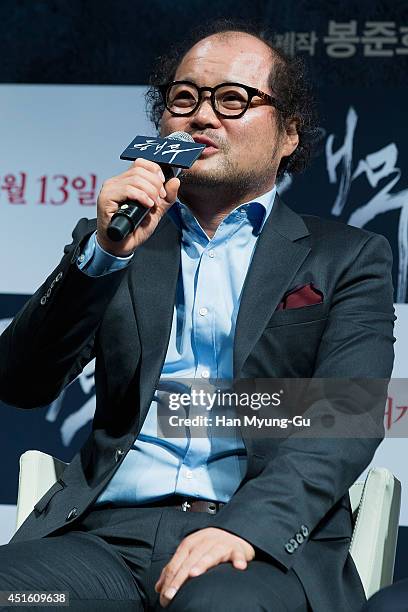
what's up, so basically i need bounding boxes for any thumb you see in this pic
[164,177,181,204]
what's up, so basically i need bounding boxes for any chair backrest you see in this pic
[15,452,401,601]
[349,467,401,599]
[16,449,68,531]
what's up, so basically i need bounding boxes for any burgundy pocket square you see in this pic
[276,283,323,311]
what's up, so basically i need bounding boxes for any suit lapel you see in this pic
[127,199,311,413]
[233,196,311,377]
[128,216,181,419]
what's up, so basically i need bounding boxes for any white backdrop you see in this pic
[0,85,151,294]
[0,85,407,543]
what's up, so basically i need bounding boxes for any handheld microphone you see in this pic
[107,131,204,242]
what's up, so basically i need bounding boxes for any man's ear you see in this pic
[282,118,299,157]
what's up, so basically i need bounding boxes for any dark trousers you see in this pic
[0,503,309,611]
[361,578,408,611]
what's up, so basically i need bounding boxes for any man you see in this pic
[0,20,395,612]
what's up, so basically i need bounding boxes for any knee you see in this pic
[167,565,283,612]
[362,581,408,612]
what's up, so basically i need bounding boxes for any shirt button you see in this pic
[201,370,210,379]
[115,448,125,462]
[186,470,193,479]
[208,250,215,258]
[77,254,85,263]
[199,307,208,316]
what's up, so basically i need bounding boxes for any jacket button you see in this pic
[289,538,298,549]
[295,532,304,544]
[66,507,78,521]
[285,542,295,554]
[301,524,309,537]
[115,448,125,462]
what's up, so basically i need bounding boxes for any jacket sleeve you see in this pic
[0,218,128,409]
[209,233,395,569]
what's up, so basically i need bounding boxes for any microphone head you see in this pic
[163,131,195,179]
[167,131,195,143]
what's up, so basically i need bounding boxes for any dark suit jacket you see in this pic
[0,196,395,611]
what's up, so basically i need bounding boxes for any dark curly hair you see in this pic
[145,18,320,178]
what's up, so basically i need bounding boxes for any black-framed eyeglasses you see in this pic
[159,81,281,119]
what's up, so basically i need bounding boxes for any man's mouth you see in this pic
[193,135,219,156]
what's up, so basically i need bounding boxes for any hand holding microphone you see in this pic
[96,132,205,257]
[96,158,180,257]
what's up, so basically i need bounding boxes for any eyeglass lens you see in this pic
[166,83,249,116]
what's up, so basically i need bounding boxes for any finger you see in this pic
[155,531,208,592]
[157,562,192,607]
[129,157,164,176]
[117,186,156,209]
[159,547,217,607]
[154,546,190,593]
[163,177,180,204]
[125,166,165,192]
[188,544,228,576]
[231,549,248,570]
[155,563,172,592]
[125,175,164,204]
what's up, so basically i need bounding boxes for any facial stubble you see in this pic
[178,134,282,202]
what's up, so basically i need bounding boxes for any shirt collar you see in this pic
[168,185,277,237]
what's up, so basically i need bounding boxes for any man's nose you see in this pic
[189,93,222,129]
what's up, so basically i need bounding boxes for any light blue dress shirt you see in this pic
[78,186,276,504]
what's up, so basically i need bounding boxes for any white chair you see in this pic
[349,467,401,598]
[15,451,401,599]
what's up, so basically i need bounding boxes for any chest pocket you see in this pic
[265,302,329,328]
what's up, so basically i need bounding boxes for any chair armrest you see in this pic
[16,450,68,531]
[349,467,401,598]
